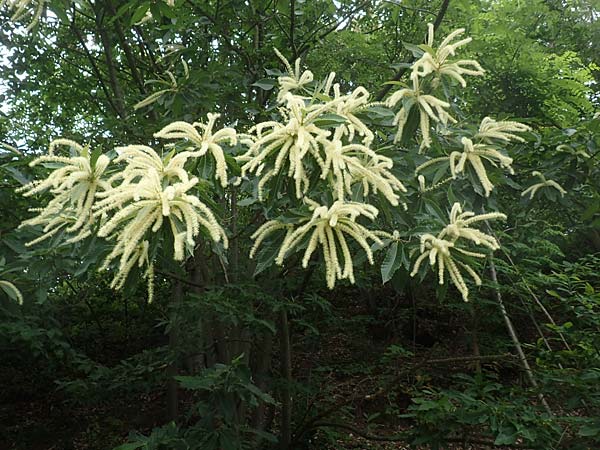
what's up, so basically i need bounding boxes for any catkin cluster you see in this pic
[18,115,234,302]
[239,50,404,288]
[16,25,546,302]
[411,203,506,301]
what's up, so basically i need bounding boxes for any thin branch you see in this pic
[290,0,296,59]
[105,0,146,94]
[155,269,204,290]
[374,0,451,101]
[312,422,533,448]
[96,20,127,118]
[296,0,372,56]
[487,243,554,417]
[71,10,122,118]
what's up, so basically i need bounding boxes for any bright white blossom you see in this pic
[94,145,227,299]
[415,117,530,195]
[386,77,456,150]
[438,202,506,249]
[250,200,384,289]
[411,24,484,88]
[328,83,374,145]
[240,50,407,208]
[17,139,111,246]
[521,171,567,199]
[410,202,506,301]
[475,117,530,144]
[274,48,314,103]
[387,24,485,150]
[154,113,236,187]
[238,93,335,199]
[321,128,406,205]
[450,137,514,197]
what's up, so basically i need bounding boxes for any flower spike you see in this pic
[410,202,506,301]
[411,23,485,88]
[17,139,111,245]
[521,171,567,200]
[250,200,384,289]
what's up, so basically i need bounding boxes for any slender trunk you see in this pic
[488,256,553,417]
[279,309,292,449]
[469,305,481,373]
[230,186,239,283]
[190,248,211,371]
[96,12,127,118]
[167,280,183,421]
[251,332,274,432]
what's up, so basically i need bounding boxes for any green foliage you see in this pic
[1,0,599,449]
[117,357,277,450]
[404,373,561,449]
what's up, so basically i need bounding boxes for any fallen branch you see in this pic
[313,421,533,448]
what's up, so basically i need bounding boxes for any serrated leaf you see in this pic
[381,242,399,284]
[4,166,29,185]
[237,197,257,206]
[494,430,518,445]
[579,424,600,437]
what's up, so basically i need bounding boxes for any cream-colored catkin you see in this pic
[410,203,506,301]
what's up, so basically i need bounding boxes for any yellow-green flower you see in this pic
[475,117,530,144]
[411,24,485,88]
[237,93,334,199]
[521,171,567,199]
[94,144,227,298]
[154,113,236,187]
[1,0,44,31]
[17,139,110,245]
[449,137,514,197]
[0,279,23,304]
[387,77,456,151]
[250,200,384,289]
[410,202,505,301]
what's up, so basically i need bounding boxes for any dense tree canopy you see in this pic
[1,1,599,449]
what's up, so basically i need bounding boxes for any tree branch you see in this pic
[71,10,122,118]
[374,0,451,101]
[312,422,532,448]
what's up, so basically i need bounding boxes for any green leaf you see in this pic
[49,5,69,24]
[90,146,103,169]
[402,42,424,58]
[418,44,435,56]
[252,79,276,90]
[313,113,348,127]
[175,375,212,390]
[578,423,600,437]
[494,428,518,445]
[4,166,29,185]
[130,4,150,25]
[237,197,257,206]
[112,443,146,450]
[0,281,20,302]
[381,242,399,284]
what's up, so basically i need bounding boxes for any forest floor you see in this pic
[1,286,513,450]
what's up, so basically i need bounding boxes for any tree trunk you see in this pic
[166,280,182,421]
[279,309,292,449]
